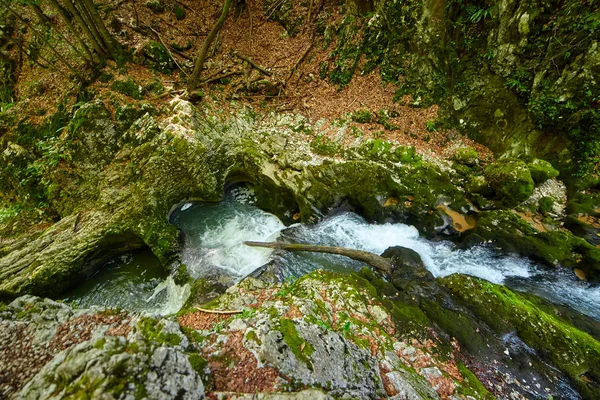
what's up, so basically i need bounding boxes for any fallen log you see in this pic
[244,241,391,275]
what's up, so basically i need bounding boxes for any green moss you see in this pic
[528,159,559,184]
[484,159,534,206]
[538,196,554,215]
[310,134,340,156]
[361,139,391,159]
[456,362,494,399]
[452,147,479,166]
[144,79,165,96]
[142,41,175,74]
[245,329,262,345]
[279,318,315,369]
[93,338,106,349]
[173,5,186,20]
[111,78,143,100]
[566,193,600,215]
[146,0,165,13]
[188,353,207,374]
[442,274,600,398]
[138,317,182,346]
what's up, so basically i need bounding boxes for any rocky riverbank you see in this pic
[2,260,600,399]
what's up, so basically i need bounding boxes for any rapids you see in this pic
[64,189,600,320]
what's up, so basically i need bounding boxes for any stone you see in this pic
[484,159,534,207]
[381,246,434,284]
[527,159,559,184]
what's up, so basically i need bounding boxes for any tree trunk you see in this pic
[244,241,391,274]
[60,0,108,58]
[188,0,232,91]
[79,0,116,54]
[47,0,96,63]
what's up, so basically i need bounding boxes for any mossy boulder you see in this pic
[142,41,175,74]
[452,147,479,166]
[441,274,600,398]
[484,159,534,206]
[528,158,560,184]
[463,210,600,282]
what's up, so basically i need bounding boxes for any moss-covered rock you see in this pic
[463,210,600,281]
[142,41,175,74]
[441,274,600,398]
[484,159,534,206]
[528,158,560,184]
[451,147,479,166]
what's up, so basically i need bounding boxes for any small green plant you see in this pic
[238,308,256,319]
[173,5,186,20]
[351,109,372,123]
[468,6,494,23]
[425,120,437,132]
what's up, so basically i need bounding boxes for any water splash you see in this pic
[65,201,600,321]
[173,205,599,320]
[172,202,285,278]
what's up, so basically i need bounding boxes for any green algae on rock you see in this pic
[484,159,534,206]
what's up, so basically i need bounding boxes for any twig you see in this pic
[147,26,189,77]
[201,70,242,85]
[233,51,272,76]
[194,307,242,314]
[285,31,315,86]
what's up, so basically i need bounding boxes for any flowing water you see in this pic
[61,249,189,315]
[64,192,600,321]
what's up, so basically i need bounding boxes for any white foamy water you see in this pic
[146,276,191,316]
[71,201,599,319]
[282,213,533,284]
[172,202,285,278]
[173,204,600,320]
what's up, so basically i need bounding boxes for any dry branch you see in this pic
[194,307,242,314]
[244,241,391,274]
[234,52,272,76]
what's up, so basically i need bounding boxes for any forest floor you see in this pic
[7,0,493,161]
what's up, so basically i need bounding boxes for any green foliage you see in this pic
[351,109,372,123]
[466,5,494,23]
[425,120,437,132]
[173,5,186,20]
[328,16,363,86]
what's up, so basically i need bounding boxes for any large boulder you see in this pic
[484,159,534,206]
[381,246,433,286]
[528,158,560,184]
